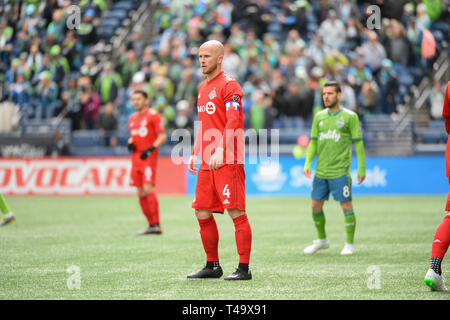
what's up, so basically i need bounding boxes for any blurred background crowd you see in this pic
[0,0,449,150]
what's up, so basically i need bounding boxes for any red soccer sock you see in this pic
[147,192,160,226]
[232,214,252,264]
[138,196,152,225]
[431,214,450,259]
[198,216,219,262]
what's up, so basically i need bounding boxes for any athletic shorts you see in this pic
[312,174,352,202]
[192,164,246,213]
[130,163,157,187]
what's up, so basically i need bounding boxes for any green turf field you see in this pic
[0,195,449,300]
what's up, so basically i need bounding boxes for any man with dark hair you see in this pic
[303,81,366,256]
[127,90,167,235]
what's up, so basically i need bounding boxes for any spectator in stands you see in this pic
[0,17,13,65]
[347,57,373,93]
[222,42,242,81]
[378,59,399,114]
[174,68,197,110]
[147,70,174,105]
[340,79,358,113]
[80,55,99,83]
[249,89,272,130]
[429,81,445,119]
[46,129,70,157]
[277,0,297,36]
[357,80,380,115]
[318,9,346,50]
[47,9,66,43]
[62,76,82,130]
[361,30,387,77]
[95,62,123,105]
[33,71,59,119]
[338,0,359,24]
[78,76,100,129]
[284,29,306,55]
[77,9,99,48]
[98,102,118,146]
[416,3,432,30]
[120,49,140,87]
[174,99,194,132]
[10,72,30,114]
[386,19,410,66]
[26,44,43,80]
[49,45,70,87]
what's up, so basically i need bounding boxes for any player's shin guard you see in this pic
[343,210,356,244]
[232,214,252,264]
[198,216,219,262]
[312,211,326,239]
[138,196,152,225]
[431,214,450,260]
[147,192,160,226]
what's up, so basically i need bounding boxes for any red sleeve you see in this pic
[442,81,450,118]
[222,81,243,150]
[152,111,165,134]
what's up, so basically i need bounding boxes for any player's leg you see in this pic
[424,209,450,291]
[131,168,154,234]
[331,174,355,255]
[0,193,15,227]
[138,183,162,235]
[304,177,330,254]
[225,208,252,280]
[188,170,223,279]
[339,201,356,255]
[214,165,252,280]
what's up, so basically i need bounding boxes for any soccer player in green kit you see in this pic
[0,194,15,227]
[303,81,365,255]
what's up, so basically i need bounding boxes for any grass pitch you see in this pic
[0,195,449,300]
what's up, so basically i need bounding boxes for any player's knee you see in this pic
[340,201,353,211]
[228,209,245,219]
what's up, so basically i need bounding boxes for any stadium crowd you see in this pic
[0,0,449,143]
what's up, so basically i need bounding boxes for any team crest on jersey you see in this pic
[336,117,344,128]
[232,94,240,102]
[209,88,216,100]
[319,121,324,126]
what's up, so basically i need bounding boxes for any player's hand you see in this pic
[209,147,224,171]
[358,176,365,184]
[140,146,155,160]
[304,169,311,178]
[188,155,198,175]
[127,142,136,152]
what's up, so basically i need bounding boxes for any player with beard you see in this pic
[303,81,366,256]
[186,40,252,280]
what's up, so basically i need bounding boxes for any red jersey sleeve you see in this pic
[442,82,450,134]
[151,111,165,134]
[222,80,243,150]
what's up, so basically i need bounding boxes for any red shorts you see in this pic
[192,164,246,213]
[130,163,157,187]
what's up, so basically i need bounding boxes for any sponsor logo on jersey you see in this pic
[209,88,216,100]
[319,129,341,142]
[225,101,240,111]
[198,102,216,114]
[336,116,344,128]
[138,126,148,137]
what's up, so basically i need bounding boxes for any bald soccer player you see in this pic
[187,40,252,280]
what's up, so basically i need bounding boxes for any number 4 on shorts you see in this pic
[223,184,230,198]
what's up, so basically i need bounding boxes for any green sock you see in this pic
[312,211,326,239]
[0,194,11,215]
[343,209,356,244]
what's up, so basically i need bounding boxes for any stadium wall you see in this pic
[0,156,446,196]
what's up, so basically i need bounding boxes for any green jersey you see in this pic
[307,107,363,179]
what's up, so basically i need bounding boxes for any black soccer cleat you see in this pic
[136,225,162,235]
[187,266,223,279]
[224,268,252,280]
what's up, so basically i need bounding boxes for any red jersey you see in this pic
[128,108,164,167]
[193,71,244,170]
[443,82,450,177]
